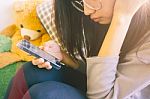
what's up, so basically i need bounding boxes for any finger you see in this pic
[45,62,52,70]
[38,62,51,69]
[32,58,45,65]
[39,46,44,50]
[38,63,45,68]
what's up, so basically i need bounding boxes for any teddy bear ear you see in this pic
[13,1,25,12]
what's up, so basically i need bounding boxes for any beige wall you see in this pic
[0,0,15,31]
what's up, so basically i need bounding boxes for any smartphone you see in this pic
[17,39,64,70]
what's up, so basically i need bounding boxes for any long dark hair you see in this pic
[54,0,150,62]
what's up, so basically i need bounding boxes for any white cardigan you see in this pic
[87,31,150,99]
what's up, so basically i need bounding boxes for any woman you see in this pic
[5,0,150,99]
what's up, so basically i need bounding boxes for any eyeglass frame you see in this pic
[71,0,102,13]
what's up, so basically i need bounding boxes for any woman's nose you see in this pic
[84,4,95,15]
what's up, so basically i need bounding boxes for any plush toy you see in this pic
[0,0,51,68]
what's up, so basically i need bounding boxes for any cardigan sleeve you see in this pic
[86,31,150,99]
[86,53,150,99]
[86,56,119,99]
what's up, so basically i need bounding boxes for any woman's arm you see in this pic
[98,14,132,57]
[99,0,147,57]
[87,15,132,99]
[87,0,148,98]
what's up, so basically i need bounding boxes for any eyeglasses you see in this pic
[71,0,102,13]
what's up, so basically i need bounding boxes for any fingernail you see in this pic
[39,46,44,49]
[39,58,44,63]
[46,66,52,70]
[46,62,52,69]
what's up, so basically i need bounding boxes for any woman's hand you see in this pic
[114,0,147,17]
[32,40,63,70]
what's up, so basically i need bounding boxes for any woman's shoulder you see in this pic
[118,30,150,78]
[122,30,150,55]
[116,31,150,98]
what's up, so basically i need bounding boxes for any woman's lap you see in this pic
[23,62,64,88]
[23,62,87,91]
[5,61,87,99]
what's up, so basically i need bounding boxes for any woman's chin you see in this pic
[97,18,112,24]
[98,20,111,24]
[92,17,111,24]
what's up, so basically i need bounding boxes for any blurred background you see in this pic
[0,1,19,99]
[0,0,15,31]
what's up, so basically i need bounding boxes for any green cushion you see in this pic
[0,62,25,99]
[0,35,12,52]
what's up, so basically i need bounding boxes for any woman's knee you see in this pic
[4,66,29,99]
[23,81,87,99]
[22,61,35,72]
[8,62,37,90]
[22,62,63,87]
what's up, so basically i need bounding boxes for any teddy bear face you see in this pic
[13,0,47,40]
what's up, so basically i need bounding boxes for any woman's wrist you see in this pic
[61,51,79,69]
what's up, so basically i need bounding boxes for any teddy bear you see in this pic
[0,0,51,68]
